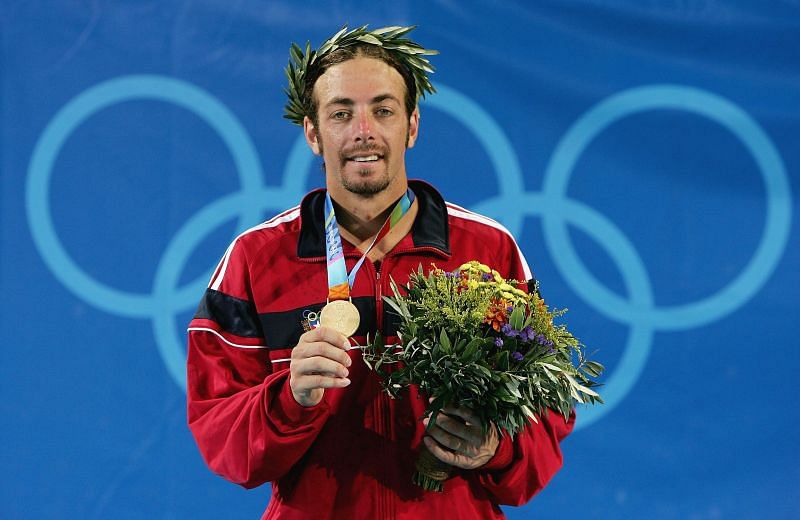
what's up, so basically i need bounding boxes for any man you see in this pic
[187,25,574,519]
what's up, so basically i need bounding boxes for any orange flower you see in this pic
[484,298,509,332]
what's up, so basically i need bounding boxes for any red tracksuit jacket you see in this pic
[187,180,574,519]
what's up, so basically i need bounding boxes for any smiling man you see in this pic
[309,58,413,195]
[187,25,574,519]
[305,53,419,243]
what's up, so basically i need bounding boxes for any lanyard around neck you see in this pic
[324,189,415,301]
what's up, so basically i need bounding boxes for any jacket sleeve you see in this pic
[186,238,331,489]
[477,410,575,504]
[474,230,577,504]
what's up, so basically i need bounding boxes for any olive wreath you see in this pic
[283,24,438,125]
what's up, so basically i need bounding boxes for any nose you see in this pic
[355,111,374,142]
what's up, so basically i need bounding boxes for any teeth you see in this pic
[353,155,379,162]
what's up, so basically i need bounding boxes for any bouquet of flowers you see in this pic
[363,261,603,492]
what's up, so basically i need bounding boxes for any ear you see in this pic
[406,107,420,149]
[303,116,322,155]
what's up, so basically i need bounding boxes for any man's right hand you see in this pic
[289,326,352,407]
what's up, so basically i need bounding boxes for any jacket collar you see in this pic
[297,179,450,259]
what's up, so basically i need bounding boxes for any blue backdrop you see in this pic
[2,2,798,518]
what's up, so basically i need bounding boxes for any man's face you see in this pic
[303,56,420,197]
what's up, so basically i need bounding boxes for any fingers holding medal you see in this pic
[290,325,353,407]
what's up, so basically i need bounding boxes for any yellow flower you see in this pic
[458,260,487,273]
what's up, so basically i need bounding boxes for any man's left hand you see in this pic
[422,405,499,470]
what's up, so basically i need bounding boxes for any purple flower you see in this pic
[494,337,504,347]
[512,352,524,362]
[482,273,493,281]
[501,323,514,336]
[521,326,535,342]
[506,305,514,313]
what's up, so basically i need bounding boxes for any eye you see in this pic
[375,107,394,117]
[331,110,351,120]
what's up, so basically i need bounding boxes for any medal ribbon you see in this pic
[324,189,415,301]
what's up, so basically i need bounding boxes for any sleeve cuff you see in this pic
[269,372,330,427]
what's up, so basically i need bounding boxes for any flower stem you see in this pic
[413,444,453,492]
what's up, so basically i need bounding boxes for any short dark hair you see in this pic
[304,43,418,128]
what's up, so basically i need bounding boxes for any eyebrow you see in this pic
[325,94,401,108]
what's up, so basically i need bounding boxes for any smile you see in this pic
[350,154,381,162]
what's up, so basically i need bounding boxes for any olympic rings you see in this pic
[25,75,265,317]
[26,76,792,428]
[541,85,792,331]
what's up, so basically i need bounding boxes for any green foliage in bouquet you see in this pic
[364,261,604,440]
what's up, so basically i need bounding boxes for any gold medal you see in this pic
[319,300,361,337]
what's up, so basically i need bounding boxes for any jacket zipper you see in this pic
[373,257,396,519]
[374,259,386,518]
[375,263,383,333]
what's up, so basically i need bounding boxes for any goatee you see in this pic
[342,173,391,196]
